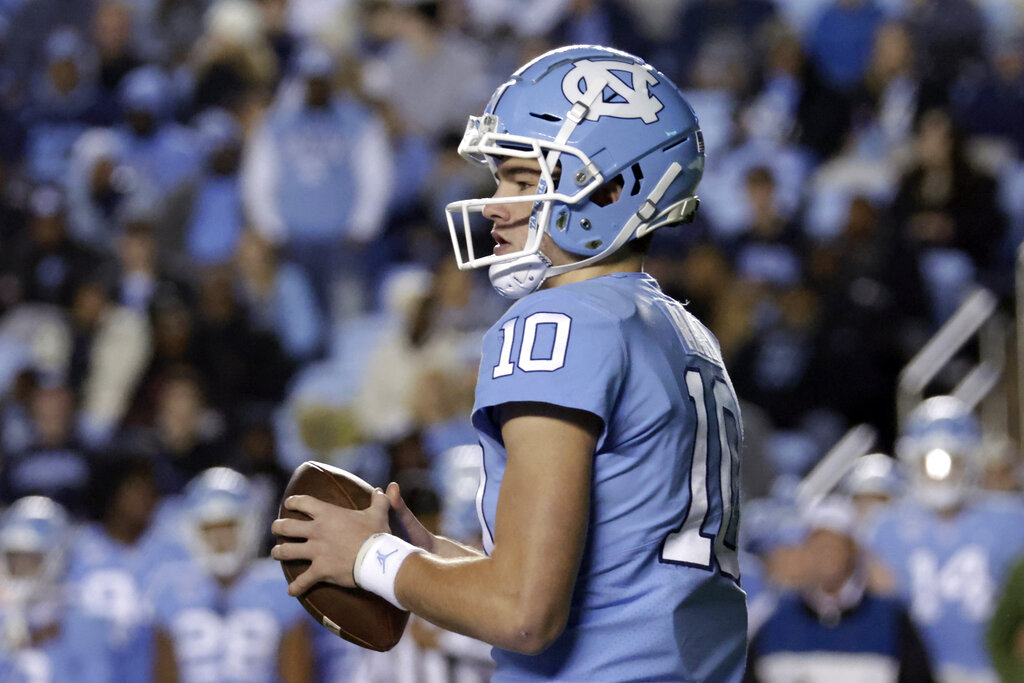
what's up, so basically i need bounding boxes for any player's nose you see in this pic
[482,196,509,223]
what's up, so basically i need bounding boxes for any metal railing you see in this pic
[795,423,878,507]
[896,287,1005,430]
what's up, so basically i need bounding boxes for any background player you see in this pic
[0,496,112,683]
[146,467,313,683]
[66,455,169,682]
[866,396,1024,682]
[272,45,747,681]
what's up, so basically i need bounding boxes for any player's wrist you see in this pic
[353,533,424,611]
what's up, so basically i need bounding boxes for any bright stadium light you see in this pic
[924,448,953,481]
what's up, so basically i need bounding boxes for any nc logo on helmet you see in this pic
[561,59,664,124]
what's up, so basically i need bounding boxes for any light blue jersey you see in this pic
[865,494,1024,678]
[472,272,748,682]
[146,557,307,683]
[66,523,180,683]
[0,607,112,683]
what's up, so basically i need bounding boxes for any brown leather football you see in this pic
[277,461,410,651]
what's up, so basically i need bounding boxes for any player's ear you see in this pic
[590,175,624,207]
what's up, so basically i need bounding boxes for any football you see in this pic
[277,461,410,651]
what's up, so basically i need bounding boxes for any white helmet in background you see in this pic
[896,396,982,512]
[181,468,263,579]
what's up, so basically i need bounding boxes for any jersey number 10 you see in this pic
[660,368,741,579]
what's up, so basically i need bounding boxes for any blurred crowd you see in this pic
[1,0,1024,680]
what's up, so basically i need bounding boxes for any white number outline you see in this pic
[491,312,572,377]
[660,368,740,579]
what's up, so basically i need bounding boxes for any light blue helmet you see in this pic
[897,396,982,511]
[446,45,705,298]
[181,468,263,579]
[0,496,70,604]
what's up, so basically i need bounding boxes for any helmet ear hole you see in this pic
[590,174,624,207]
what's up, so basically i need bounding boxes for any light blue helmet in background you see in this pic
[446,45,705,298]
[181,467,263,579]
[0,496,70,604]
[897,395,982,511]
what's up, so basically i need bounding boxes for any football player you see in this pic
[66,456,173,682]
[146,467,313,683]
[273,45,747,681]
[865,396,1024,682]
[0,496,112,682]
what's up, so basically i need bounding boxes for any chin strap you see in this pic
[488,252,553,299]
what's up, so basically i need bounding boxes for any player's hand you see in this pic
[270,490,391,596]
[385,481,437,553]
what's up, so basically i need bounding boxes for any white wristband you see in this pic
[353,533,424,610]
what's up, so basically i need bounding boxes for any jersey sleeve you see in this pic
[472,288,626,429]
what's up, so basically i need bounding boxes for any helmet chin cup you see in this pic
[488,252,552,299]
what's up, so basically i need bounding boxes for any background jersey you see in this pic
[865,494,1024,678]
[0,608,112,683]
[146,557,307,683]
[66,522,180,683]
[472,272,747,682]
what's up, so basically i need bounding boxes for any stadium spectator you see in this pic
[234,228,324,362]
[805,0,886,92]
[185,107,248,266]
[3,185,100,309]
[134,0,206,66]
[890,108,1007,321]
[0,379,91,514]
[113,64,201,242]
[120,366,227,494]
[68,274,152,447]
[110,220,186,316]
[953,32,1024,157]
[904,0,986,88]
[674,0,779,86]
[21,26,113,184]
[242,43,395,320]
[360,0,487,212]
[188,0,279,116]
[65,126,158,253]
[90,0,141,96]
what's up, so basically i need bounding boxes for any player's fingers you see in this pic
[385,482,405,510]
[368,488,390,513]
[270,517,311,538]
[283,494,324,517]
[271,541,311,562]
[287,563,323,597]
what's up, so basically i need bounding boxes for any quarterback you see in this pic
[272,45,748,681]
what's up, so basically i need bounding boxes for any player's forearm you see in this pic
[430,534,485,559]
[395,551,567,654]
